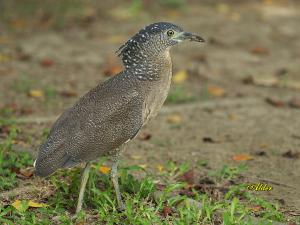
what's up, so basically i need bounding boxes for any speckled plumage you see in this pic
[35,22,204,179]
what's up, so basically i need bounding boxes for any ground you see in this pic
[0,0,299,224]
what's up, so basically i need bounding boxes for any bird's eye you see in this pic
[167,30,174,37]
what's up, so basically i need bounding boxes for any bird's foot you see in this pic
[117,201,126,212]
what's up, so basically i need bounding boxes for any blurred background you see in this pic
[0,0,299,223]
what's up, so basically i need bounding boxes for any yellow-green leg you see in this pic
[76,162,91,214]
[111,151,125,211]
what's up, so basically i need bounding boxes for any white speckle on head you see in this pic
[33,159,37,167]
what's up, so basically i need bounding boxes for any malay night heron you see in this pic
[34,22,205,213]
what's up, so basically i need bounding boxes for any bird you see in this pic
[34,22,205,214]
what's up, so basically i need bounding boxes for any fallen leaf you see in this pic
[172,70,188,84]
[138,132,152,141]
[103,56,122,76]
[216,3,230,14]
[17,168,34,179]
[282,150,299,159]
[99,166,111,174]
[255,151,267,156]
[28,89,44,98]
[178,169,194,185]
[103,65,122,76]
[263,0,273,5]
[28,200,48,208]
[250,205,262,212]
[0,54,11,63]
[130,155,141,160]
[232,154,254,161]
[243,75,278,87]
[265,97,285,107]
[60,90,78,98]
[202,137,216,143]
[12,200,28,212]
[138,164,147,169]
[289,97,300,108]
[157,165,164,173]
[162,205,172,217]
[208,85,226,97]
[228,113,238,120]
[40,58,54,67]
[167,114,182,124]
[250,47,269,55]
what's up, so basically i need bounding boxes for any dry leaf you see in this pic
[265,97,285,107]
[99,166,111,174]
[172,70,188,84]
[289,97,300,108]
[250,205,262,212]
[216,3,230,14]
[243,75,279,87]
[282,150,299,159]
[232,154,254,161]
[103,56,122,76]
[10,19,27,29]
[250,47,269,55]
[178,169,194,185]
[157,165,164,172]
[167,114,182,124]
[208,85,226,97]
[130,155,141,160]
[17,168,34,179]
[202,137,217,143]
[28,200,48,208]
[0,54,11,63]
[162,205,172,217]
[12,200,26,212]
[60,90,78,98]
[228,113,238,120]
[40,58,54,67]
[28,89,44,98]
[138,132,152,141]
[138,164,147,169]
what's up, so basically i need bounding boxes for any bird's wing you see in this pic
[35,76,143,177]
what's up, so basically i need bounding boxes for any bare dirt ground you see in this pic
[1,0,300,220]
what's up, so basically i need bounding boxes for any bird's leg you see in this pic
[76,162,91,214]
[111,150,125,211]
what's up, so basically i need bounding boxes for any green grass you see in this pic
[0,122,292,224]
[166,85,196,104]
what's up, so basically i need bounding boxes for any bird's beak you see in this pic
[174,32,205,42]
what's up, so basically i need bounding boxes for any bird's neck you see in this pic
[124,50,172,81]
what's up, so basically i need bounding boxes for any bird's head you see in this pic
[117,22,204,69]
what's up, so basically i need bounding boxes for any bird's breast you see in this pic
[142,52,172,124]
